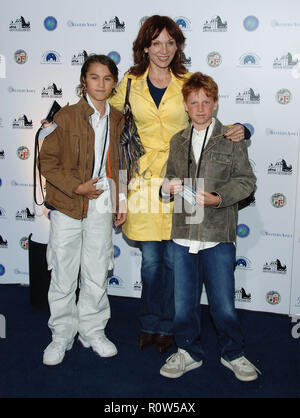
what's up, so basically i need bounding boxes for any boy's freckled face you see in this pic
[184,88,218,130]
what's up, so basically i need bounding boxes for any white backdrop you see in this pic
[1,0,300,315]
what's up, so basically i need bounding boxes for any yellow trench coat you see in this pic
[110,68,192,241]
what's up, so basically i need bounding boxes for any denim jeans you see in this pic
[139,240,174,335]
[173,242,244,361]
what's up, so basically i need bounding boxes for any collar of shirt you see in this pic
[192,117,216,162]
[86,93,110,125]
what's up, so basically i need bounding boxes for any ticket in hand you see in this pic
[94,177,109,191]
[179,185,196,206]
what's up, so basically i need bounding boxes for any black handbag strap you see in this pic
[33,128,45,206]
[125,78,132,109]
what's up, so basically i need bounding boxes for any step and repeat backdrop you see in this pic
[1,0,300,315]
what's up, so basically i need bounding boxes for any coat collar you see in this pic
[181,118,227,152]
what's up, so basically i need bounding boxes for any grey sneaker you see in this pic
[160,348,203,378]
[221,356,261,381]
[43,339,73,366]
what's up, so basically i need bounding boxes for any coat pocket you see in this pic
[206,151,232,181]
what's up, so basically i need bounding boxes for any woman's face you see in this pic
[144,28,177,70]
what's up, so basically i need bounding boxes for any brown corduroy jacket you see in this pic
[39,97,125,219]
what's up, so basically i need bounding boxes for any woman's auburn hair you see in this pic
[129,15,187,78]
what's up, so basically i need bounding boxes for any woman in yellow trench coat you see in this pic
[110,15,248,353]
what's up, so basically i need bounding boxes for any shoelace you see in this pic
[165,352,185,370]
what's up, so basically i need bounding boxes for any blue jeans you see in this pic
[173,242,244,361]
[139,240,174,335]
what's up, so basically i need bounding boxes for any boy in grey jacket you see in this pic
[160,72,260,381]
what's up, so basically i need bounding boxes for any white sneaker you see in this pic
[160,348,203,378]
[43,339,73,366]
[78,334,117,358]
[221,356,262,381]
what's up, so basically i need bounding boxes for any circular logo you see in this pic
[243,16,259,31]
[108,51,121,65]
[237,224,250,238]
[207,51,222,68]
[113,245,121,258]
[75,84,84,98]
[44,16,57,31]
[14,49,27,64]
[20,236,29,250]
[17,146,30,160]
[0,264,5,276]
[266,290,281,305]
[276,88,292,105]
[271,193,286,208]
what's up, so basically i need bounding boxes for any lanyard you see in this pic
[90,115,109,178]
[187,124,210,181]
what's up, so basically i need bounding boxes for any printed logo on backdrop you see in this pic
[9,16,30,31]
[108,51,121,65]
[295,297,300,308]
[207,52,222,68]
[16,208,35,221]
[102,17,125,32]
[243,16,259,31]
[237,224,250,238]
[261,230,292,239]
[0,118,3,128]
[273,52,298,69]
[11,180,34,188]
[12,115,33,129]
[134,280,142,291]
[139,17,149,27]
[266,290,281,305]
[238,53,261,68]
[14,50,27,65]
[276,89,292,104]
[271,19,300,28]
[203,16,227,32]
[44,16,57,31]
[17,146,30,160]
[41,51,62,65]
[0,207,7,219]
[108,276,124,288]
[0,149,5,159]
[266,128,299,137]
[41,83,62,98]
[268,159,292,175]
[175,17,191,31]
[0,235,8,248]
[0,265,5,276]
[113,245,121,258]
[67,20,96,28]
[271,193,286,208]
[76,85,84,98]
[236,256,253,271]
[14,268,28,276]
[72,51,88,65]
[263,259,287,274]
[8,87,35,94]
[182,52,192,67]
[236,88,260,104]
[235,287,251,303]
[20,237,29,250]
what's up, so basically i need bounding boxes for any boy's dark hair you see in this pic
[182,72,218,102]
[80,54,119,86]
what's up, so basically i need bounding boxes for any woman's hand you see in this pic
[224,124,245,143]
[115,199,127,227]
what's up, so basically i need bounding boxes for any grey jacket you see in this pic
[165,118,256,243]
